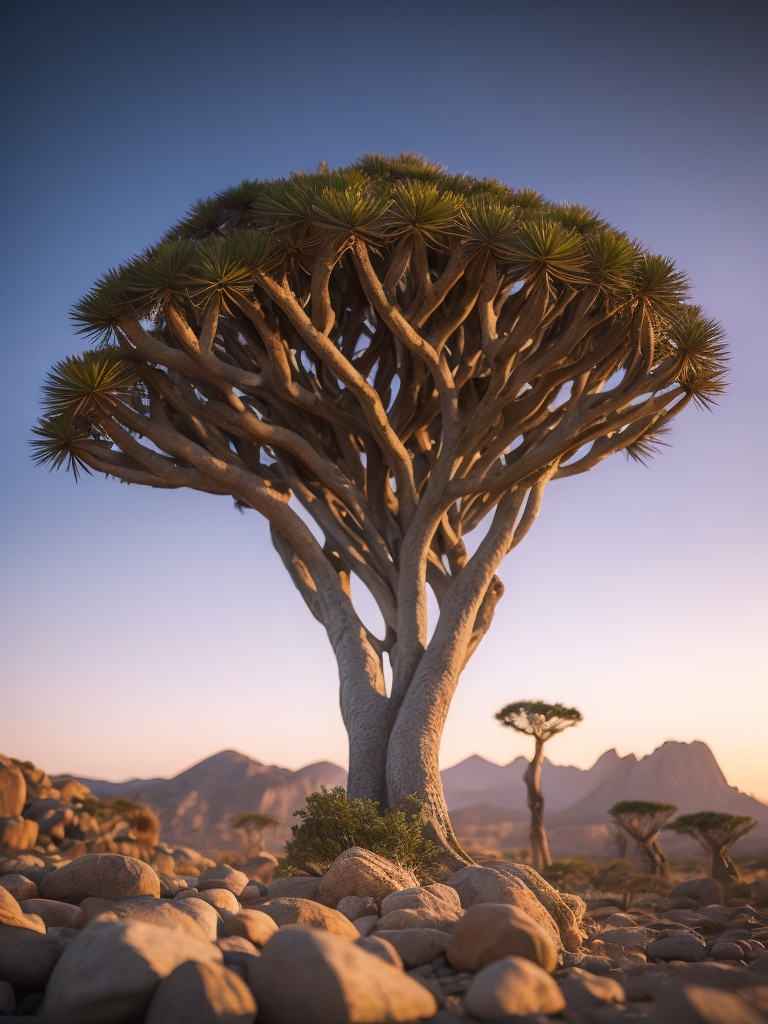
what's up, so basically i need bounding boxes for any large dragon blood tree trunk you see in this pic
[33,155,727,866]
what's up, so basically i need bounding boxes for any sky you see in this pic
[1,1,766,801]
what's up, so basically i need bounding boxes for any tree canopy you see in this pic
[495,701,583,741]
[31,153,727,863]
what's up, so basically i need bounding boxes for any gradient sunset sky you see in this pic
[1,1,766,800]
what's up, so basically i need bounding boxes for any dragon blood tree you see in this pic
[667,812,756,881]
[495,701,582,871]
[609,801,677,877]
[32,154,727,867]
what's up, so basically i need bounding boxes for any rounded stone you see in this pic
[144,960,256,1023]
[39,854,161,904]
[463,954,566,1019]
[447,903,558,974]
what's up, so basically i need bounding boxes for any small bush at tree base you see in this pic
[281,786,439,878]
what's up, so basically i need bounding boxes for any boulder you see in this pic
[600,926,649,947]
[0,816,39,850]
[192,888,240,914]
[0,925,63,989]
[112,897,211,939]
[39,854,161,903]
[0,854,46,881]
[669,877,724,908]
[316,847,418,909]
[374,928,449,968]
[337,895,379,921]
[380,884,461,918]
[197,866,249,896]
[473,874,561,949]
[174,897,224,941]
[0,979,14,1015]
[446,903,558,973]
[144,960,256,1023]
[0,873,37,901]
[0,885,42,930]
[353,915,378,937]
[257,898,359,938]
[266,876,321,901]
[559,966,626,1009]
[463,954,566,1019]
[376,907,459,932]
[446,865,503,908]
[247,925,438,1023]
[0,760,26,817]
[483,860,584,951]
[356,935,404,969]
[20,899,83,929]
[80,896,118,924]
[225,909,278,947]
[39,919,223,1024]
[645,982,764,1023]
[243,852,278,884]
[238,881,268,908]
[647,932,707,962]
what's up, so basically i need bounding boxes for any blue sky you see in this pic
[1,0,766,798]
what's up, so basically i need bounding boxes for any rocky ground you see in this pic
[2,754,767,1022]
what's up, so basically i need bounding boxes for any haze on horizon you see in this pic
[1,2,766,803]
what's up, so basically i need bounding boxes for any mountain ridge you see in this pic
[75,740,767,858]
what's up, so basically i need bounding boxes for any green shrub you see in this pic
[281,786,439,878]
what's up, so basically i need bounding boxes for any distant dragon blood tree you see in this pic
[667,812,756,881]
[495,701,582,871]
[32,154,727,867]
[609,801,677,877]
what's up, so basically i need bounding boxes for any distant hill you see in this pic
[77,741,767,859]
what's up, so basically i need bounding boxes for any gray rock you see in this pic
[710,941,748,961]
[191,887,240,914]
[374,928,449,968]
[0,980,14,1015]
[463,954,566,1019]
[559,966,626,1009]
[144,960,256,1023]
[376,906,460,932]
[39,854,161,904]
[473,874,561,949]
[266,875,321,901]
[316,847,418,910]
[645,982,764,1023]
[600,926,648,946]
[20,899,83,929]
[224,909,278,947]
[447,903,558,974]
[257,897,359,938]
[197,866,249,896]
[337,894,378,921]
[445,865,502,908]
[356,935,404,969]
[669,878,724,908]
[39,919,223,1024]
[483,860,584,952]
[174,896,224,941]
[353,914,378,937]
[0,873,37,900]
[647,932,707,962]
[112,896,211,940]
[0,925,63,989]
[247,926,437,1023]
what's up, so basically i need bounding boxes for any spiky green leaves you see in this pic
[312,188,390,246]
[631,254,689,317]
[30,414,94,481]
[662,306,728,408]
[610,801,677,817]
[384,181,464,247]
[505,218,588,284]
[666,812,755,842]
[71,270,132,343]
[41,349,138,420]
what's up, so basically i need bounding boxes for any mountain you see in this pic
[441,749,622,812]
[77,741,767,859]
[445,741,768,858]
[78,750,347,856]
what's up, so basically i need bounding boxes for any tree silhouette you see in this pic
[666,812,756,881]
[495,700,582,870]
[609,801,676,877]
[32,154,726,865]
[230,812,280,857]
